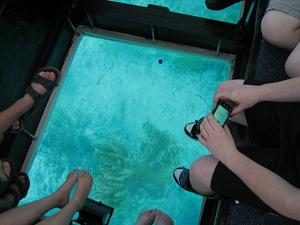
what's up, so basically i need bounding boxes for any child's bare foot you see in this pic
[70,170,93,211]
[55,170,78,208]
[135,210,156,225]
[155,211,174,225]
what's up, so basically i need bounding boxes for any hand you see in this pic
[199,114,237,161]
[214,82,261,115]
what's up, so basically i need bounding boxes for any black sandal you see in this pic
[184,117,204,140]
[6,172,30,206]
[25,66,61,115]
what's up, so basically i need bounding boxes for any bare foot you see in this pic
[155,211,174,225]
[70,170,93,211]
[54,170,78,208]
[135,210,156,225]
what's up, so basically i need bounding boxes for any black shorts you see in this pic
[210,79,300,210]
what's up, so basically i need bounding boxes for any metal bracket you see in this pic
[67,17,82,36]
[151,25,156,44]
[216,39,222,56]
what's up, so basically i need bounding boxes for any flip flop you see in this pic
[173,167,218,199]
[25,66,61,115]
[6,172,30,206]
[0,159,16,196]
[184,117,204,140]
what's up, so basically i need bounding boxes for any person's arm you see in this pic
[224,149,300,221]
[199,114,300,221]
[215,77,300,115]
[258,77,300,102]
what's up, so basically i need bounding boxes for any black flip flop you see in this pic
[7,172,30,207]
[173,167,218,199]
[184,117,204,140]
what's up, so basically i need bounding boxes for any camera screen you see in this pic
[213,104,230,126]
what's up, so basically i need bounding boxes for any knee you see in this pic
[285,55,300,78]
[190,155,218,187]
[261,13,282,45]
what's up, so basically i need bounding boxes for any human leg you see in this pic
[189,155,219,196]
[174,155,219,197]
[36,171,92,225]
[285,42,300,78]
[135,210,156,225]
[261,5,300,51]
[0,170,77,225]
[0,71,57,135]
[154,211,173,225]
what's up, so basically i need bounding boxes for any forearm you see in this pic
[256,77,300,103]
[222,150,300,220]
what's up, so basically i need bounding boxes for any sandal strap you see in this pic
[32,73,56,90]
[18,172,30,196]
[190,119,202,138]
[13,173,30,197]
[7,185,22,206]
[25,86,41,101]
[178,168,193,190]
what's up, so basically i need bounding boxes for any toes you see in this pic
[68,170,78,179]
[79,170,93,184]
[38,71,56,81]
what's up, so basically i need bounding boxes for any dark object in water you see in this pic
[158,59,163,64]
[74,198,114,225]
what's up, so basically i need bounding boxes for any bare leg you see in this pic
[154,211,174,225]
[0,71,56,136]
[189,155,219,196]
[135,210,156,225]
[0,170,78,225]
[0,96,33,135]
[36,171,93,225]
[285,42,300,78]
[261,10,300,51]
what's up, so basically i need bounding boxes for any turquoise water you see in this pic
[110,0,242,23]
[22,34,231,224]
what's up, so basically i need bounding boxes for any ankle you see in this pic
[20,94,34,109]
[49,192,63,207]
[69,197,86,211]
